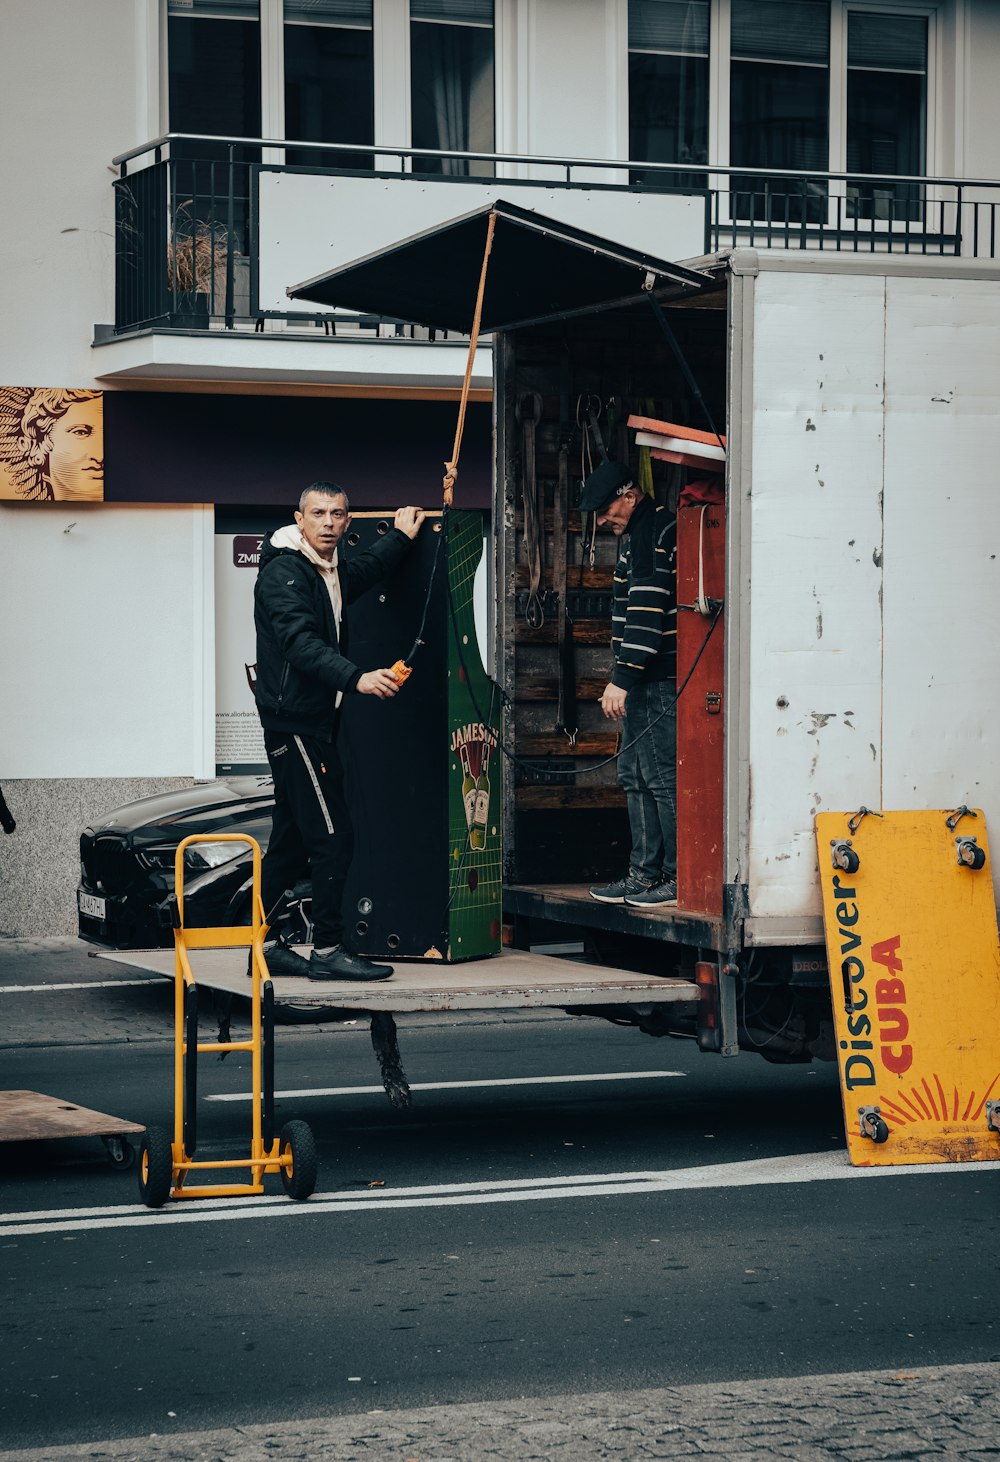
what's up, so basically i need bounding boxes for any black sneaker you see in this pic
[247,941,311,979]
[623,879,678,908]
[308,946,394,982]
[589,875,653,904]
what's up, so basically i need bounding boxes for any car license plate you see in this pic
[79,892,106,920]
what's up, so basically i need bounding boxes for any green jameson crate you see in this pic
[341,510,502,963]
[445,511,502,961]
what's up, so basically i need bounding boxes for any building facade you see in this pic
[1,0,998,935]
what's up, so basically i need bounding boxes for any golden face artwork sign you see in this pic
[0,388,104,502]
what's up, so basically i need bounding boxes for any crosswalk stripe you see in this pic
[206,1070,687,1102]
[3,1152,997,1239]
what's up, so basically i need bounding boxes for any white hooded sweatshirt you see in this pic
[270,523,345,707]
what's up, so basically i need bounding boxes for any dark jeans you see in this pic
[261,731,352,948]
[617,679,676,885]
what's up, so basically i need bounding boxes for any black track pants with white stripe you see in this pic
[262,730,353,947]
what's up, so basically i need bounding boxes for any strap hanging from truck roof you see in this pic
[554,347,578,744]
[443,209,497,509]
[576,393,603,571]
[516,392,545,628]
[645,292,725,450]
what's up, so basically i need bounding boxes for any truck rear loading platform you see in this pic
[95,944,699,1015]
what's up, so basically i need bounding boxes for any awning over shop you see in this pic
[288,199,709,334]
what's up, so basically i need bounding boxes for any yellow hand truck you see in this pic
[137,833,317,1207]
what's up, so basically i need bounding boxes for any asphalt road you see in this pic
[1,945,999,1453]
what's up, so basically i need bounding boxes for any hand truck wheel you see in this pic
[279,1120,317,1201]
[137,1126,173,1208]
[103,1134,135,1170]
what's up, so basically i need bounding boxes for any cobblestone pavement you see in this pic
[2,1364,998,1461]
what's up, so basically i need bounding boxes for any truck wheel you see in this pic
[137,1127,173,1208]
[279,1120,317,1200]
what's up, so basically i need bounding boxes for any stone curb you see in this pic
[2,1362,997,1462]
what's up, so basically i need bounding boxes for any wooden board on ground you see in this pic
[816,809,1000,1167]
[0,1090,144,1143]
[94,946,698,1013]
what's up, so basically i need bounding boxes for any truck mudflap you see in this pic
[816,807,1000,1167]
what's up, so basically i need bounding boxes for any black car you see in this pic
[77,778,306,949]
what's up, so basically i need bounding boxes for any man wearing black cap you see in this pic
[579,460,678,907]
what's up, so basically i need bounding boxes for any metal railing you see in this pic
[110,133,1000,336]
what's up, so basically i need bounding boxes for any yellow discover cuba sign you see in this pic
[816,809,1000,1167]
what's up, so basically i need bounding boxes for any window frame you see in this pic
[831,0,938,179]
[161,0,502,170]
[624,1,948,217]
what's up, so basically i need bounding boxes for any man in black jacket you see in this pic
[579,461,679,910]
[254,482,425,980]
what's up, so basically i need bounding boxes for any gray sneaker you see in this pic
[589,875,653,904]
[624,879,678,908]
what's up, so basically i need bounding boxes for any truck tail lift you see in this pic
[137,834,317,1208]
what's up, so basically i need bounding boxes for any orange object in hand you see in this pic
[389,660,412,686]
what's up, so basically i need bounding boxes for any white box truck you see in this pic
[288,203,1000,1068]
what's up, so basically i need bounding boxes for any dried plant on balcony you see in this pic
[167,204,237,296]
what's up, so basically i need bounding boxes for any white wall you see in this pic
[963,2,1000,180]
[515,0,623,164]
[0,3,215,786]
[0,0,147,384]
[263,174,706,314]
[0,503,214,779]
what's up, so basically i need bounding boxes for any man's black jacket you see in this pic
[254,525,411,739]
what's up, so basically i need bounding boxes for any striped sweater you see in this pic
[610,497,677,690]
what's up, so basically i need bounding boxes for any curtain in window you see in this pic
[411,2,495,177]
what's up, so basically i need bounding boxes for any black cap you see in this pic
[578,460,634,513]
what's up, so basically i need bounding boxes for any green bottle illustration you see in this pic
[459,743,476,832]
[471,742,491,850]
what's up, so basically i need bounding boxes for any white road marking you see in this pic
[0,980,156,994]
[206,1071,687,1102]
[3,1152,997,1239]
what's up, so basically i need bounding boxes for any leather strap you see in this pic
[443,210,497,508]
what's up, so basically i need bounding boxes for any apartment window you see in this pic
[167,0,262,293]
[168,0,262,142]
[284,1,374,170]
[730,0,830,222]
[411,1,495,177]
[846,11,928,221]
[628,0,709,189]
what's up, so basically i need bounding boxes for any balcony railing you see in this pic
[110,134,1000,337]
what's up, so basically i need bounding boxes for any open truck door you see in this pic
[288,197,709,333]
